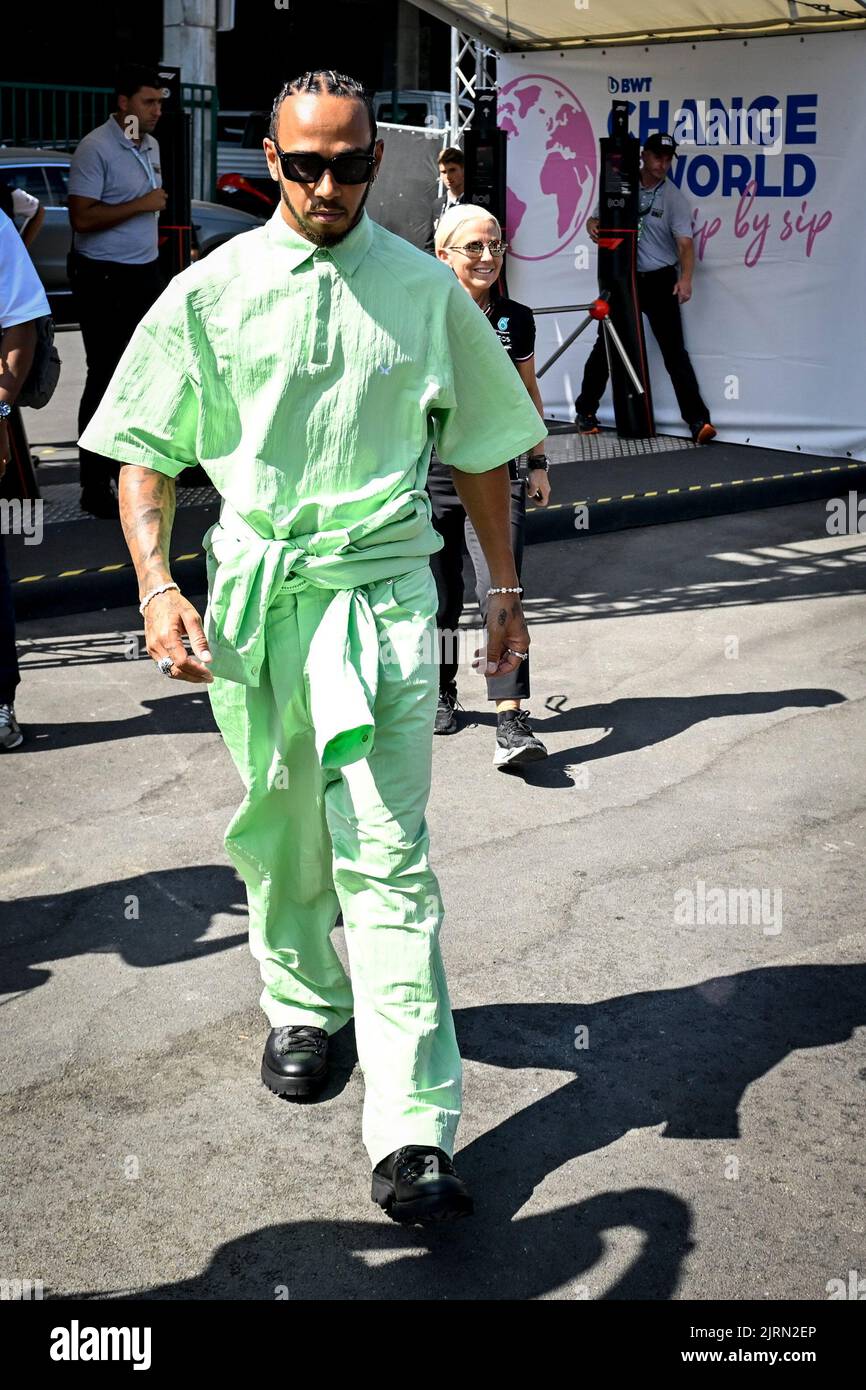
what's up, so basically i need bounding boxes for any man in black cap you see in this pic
[575,133,716,446]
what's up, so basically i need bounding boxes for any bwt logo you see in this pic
[608,76,653,94]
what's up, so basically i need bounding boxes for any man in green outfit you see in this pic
[80,70,546,1226]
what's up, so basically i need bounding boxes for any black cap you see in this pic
[644,132,677,155]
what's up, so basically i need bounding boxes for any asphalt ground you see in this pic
[2,478,865,1300]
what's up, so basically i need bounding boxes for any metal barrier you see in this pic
[0,80,218,201]
[532,303,591,379]
[182,82,218,201]
[0,82,113,152]
[533,300,644,392]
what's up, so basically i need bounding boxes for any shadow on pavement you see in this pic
[0,864,247,996]
[16,633,182,672]
[522,534,866,626]
[460,686,845,788]
[11,686,845,760]
[62,1189,693,1301]
[57,961,865,1300]
[10,692,218,754]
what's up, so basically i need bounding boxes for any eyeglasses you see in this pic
[449,239,508,258]
[272,141,376,185]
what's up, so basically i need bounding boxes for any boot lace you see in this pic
[394,1147,454,1185]
[272,1025,327,1056]
[438,689,461,714]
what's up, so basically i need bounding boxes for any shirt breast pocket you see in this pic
[357,350,425,441]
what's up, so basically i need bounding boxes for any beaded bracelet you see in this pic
[139,581,179,615]
[487,586,523,596]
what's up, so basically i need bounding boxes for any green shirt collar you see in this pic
[265,204,373,275]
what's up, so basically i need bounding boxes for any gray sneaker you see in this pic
[494,709,548,770]
[434,688,459,735]
[0,703,23,750]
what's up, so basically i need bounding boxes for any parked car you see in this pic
[216,109,254,144]
[372,90,472,129]
[215,111,275,218]
[0,146,264,323]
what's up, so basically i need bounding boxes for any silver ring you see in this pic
[156,656,174,676]
[505,648,529,662]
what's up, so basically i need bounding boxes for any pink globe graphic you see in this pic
[498,74,597,262]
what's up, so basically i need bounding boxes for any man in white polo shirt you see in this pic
[68,63,168,518]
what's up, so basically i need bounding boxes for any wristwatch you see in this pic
[0,402,12,421]
[527,453,549,472]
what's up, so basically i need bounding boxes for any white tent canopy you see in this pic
[409,0,866,48]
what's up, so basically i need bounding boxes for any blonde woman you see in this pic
[428,202,551,769]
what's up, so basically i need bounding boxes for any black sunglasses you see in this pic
[272,141,376,185]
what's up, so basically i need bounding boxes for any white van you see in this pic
[373,90,472,131]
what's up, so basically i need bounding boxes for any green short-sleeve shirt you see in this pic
[80,207,546,682]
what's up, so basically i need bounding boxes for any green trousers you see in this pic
[207,565,462,1169]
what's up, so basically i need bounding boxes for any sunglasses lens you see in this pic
[460,241,506,256]
[281,152,371,184]
[282,154,324,182]
[330,157,373,184]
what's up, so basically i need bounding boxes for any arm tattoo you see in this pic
[119,467,177,594]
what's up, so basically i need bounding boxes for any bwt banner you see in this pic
[498,33,866,460]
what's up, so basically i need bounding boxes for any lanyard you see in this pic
[127,140,157,190]
[637,180,663,240]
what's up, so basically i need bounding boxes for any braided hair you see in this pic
[269,70,377,146]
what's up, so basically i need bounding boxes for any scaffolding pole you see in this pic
[448,27,497,147]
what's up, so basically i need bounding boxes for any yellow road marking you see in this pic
[16,461,864,584]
